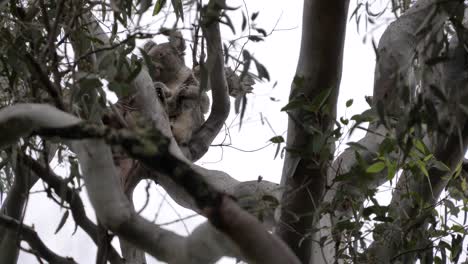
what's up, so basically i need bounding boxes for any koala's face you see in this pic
[144,32,186,83]
[148,43,184,81]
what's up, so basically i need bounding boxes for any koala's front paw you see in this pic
[153,81,173,104]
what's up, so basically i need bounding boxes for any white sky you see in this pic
[13,0,442,263]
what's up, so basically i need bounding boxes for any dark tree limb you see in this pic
[0,155,38,263]
[20,154,125,264]
[0,214,77,264]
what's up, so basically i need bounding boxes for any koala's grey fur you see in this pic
[144,31,210,146]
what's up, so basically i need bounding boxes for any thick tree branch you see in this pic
[0,104,80,149]
[0,103,299,263]
[73,137,299,264]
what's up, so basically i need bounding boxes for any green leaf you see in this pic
[451,235,463,262]
[366,161,386,173]
[239,50,251,81]
[255,28,267,37]
[171,0,183,21]
[303,88,331,113]
[423,154,433,162]
[462,178,467,192]
[386,161,397,181]
[254,59,269,81]
[334,220,358,232]
[274,143,281,159]
[433,160,450,172]
[108,81,131,98]
[269,136,285,144]
[126,60,143,82]
[340,116,349,125]
[79,77,103,90]
[138,0,152,14]
[416,160,429,177]
[55,210,69,234]
[413,139,427,155]
[347,142,368,151]
[241,12,247,31]
[379,138,396,155]
[346,99,353,107]
[350,108,375,123]
[281,98,305,112]
[248,35,264,42]
[220,12,236,34]
[251,11,259,21]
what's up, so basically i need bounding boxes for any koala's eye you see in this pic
[150,51,164,61]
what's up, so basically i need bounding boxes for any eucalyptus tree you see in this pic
[0,0,467,264]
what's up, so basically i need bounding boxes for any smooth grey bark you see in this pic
[276,0,350,262]
[188,3,230,161]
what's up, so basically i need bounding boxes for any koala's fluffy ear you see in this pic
[143,40,158,53]
[169,31,186,52]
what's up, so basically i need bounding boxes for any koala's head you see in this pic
[143,31,186,83]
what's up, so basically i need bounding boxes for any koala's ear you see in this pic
[143,40,158,53]
[169,31,186,52]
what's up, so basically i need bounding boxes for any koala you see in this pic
[143,31,210,146]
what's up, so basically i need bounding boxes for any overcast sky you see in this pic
[15,1,404,263]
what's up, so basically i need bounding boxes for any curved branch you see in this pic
[147,167,281,228]
[0,104,80,149]
[188,3,230,161]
